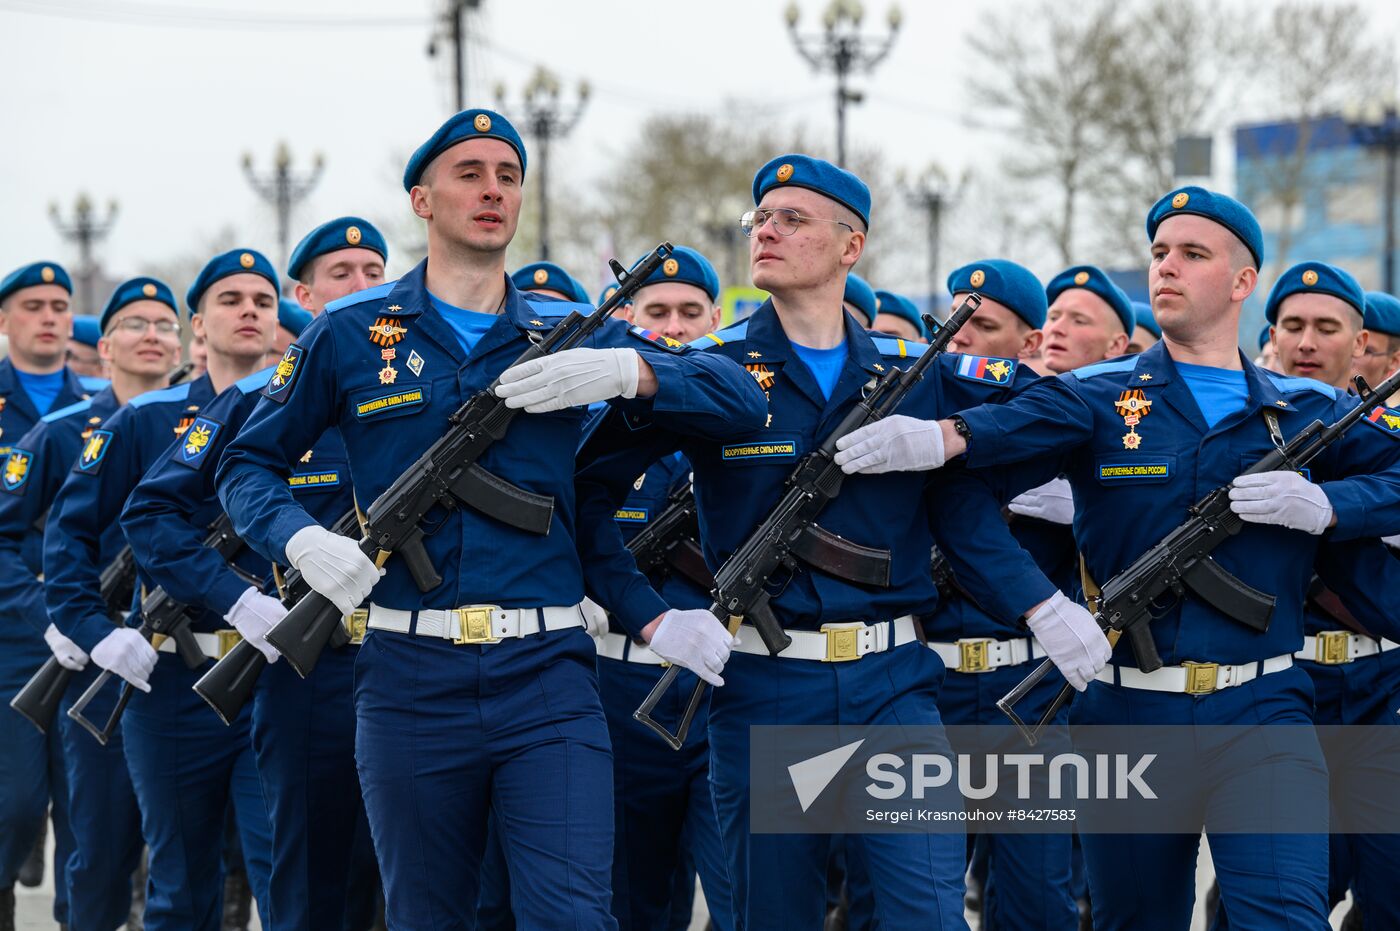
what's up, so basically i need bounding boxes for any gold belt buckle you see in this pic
[1315,631,1350,665]
[1182,661,1219,695]
[216,629,243,659]
[453,605,500,645]
[344,609,368,645]
[821,624,862,662]
[956,638,993,673]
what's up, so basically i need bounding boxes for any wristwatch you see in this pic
[951,416,972,443]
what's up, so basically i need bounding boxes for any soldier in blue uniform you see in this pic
[122,217,388,931]
[1039,264,1134,375]
[838,186,1400,929]
[576,154,1098,930]
[66,316,106,378]
[0,260,105,930]
[512,260,591,304]
[869,288,928,342]
[214,109,766,929]
[942,258,1046,367]
[1358,290,1400,395]
[44,249,282,931]
[1129,300,1161,354]
[0,277,183,931]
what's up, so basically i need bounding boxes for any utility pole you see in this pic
[497,67,589,261]
[241,142,324,276]
[49,193,118,314]
[427,0,483,111]
[901,165,953,308]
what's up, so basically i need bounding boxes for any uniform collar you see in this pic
[0,358,89,422]
[374,260,537,366]
[738,300,886,414]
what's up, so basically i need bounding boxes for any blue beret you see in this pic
[1364,291,1400,337]
[277,298,314,337]
[511,262,589,305]
[597,283,629,306]
[1046,265,1135,337]
[403,108,526,191]
[0,261,72,305]
[946,259,1047,329]
[1258,322,1273,352]
[634,245,720,302]
[1131,301,1161,339]
[99,277,179,332]
[185,249,280,315]
[287,216,388,281]
[1146,186,1263,269]
[874,289,927,339]
[843,273,878,325]
[1264,261,1365,324]
[71,316,101,348]
[753,154,871,228]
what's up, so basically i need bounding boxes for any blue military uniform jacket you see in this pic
[216,263,767,616]
[0,387,122,647]
[43,375,224,654]
[955,341,1400,666]
[575,301,1058,637]
[0,358,105,460]
[122,367,355,616]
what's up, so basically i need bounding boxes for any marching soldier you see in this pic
[941,258,1046,367]
[67,316,106,378]
[1039,264,1134,374]
[512,261,592,304]
[1358,290,1400,396]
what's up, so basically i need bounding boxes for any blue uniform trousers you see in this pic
[121,656,273,931]
[250,643,366,931]
[58,665,143,931]
[354,627,616,930]
[1072,665,1329,931]
[707,643,968,931]
[598,654,733,931]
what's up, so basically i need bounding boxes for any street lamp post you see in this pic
[785,0,902,167]
[241,142,325,276]
[901,165,952,307]
[49,193,118,314]
[426,0,483,111]
[1345,99,1400,293]
[497,67,589,262]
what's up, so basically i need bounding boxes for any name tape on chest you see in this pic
[722,440,798,461]
[355,388,426,419]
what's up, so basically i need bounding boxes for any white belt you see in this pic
[366,601,585,643]
[731,616,918,662]
[928,636,1046,673]
[1296,631,1400,665]
[1095,654,1294,695]
[597,631,666,665]
[156,629,242,660]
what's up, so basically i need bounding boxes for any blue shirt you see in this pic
[15,369,67,418]
[1175,362,1249,428]
[428,292,499,356]
[791,340,848,400]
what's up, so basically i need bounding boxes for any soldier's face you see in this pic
[870,313,924,343]
[1042,289,1128,374]
[630,282,720,343]
[750,189,861,297]
[100,299,181,379]
[1356,329,1400,389]
[412,138,522,255]
[947,296,1035,360]
[302,248,386,312]
[1275,293,1367,389]
[1149,216,1253,337]
[65,341,104,378]
[0,284,71,369]
[193,274,278,363]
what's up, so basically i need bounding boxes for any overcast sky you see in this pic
[4,0,1400,297]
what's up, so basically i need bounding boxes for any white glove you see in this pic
[495,347,641,413]
[647,608,735,687]
[1229,471,1334,535]
[580,597,609,642]
[1384,533,1400,548]
[1008,478,1075,525]
[224,587,284,663]
[44,623,88,672]
[285,525,383,617]
[833,415,946,474]
[90,628,158,692]
[1024,591,1111,692]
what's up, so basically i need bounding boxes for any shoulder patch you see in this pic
[42,398,93,424]
[129,381,192,409]
[175,416,223,469]
[1262,370,1337,400]
[628,325,688,353]
[236,367,275,395]
[1069,357,1139,381]
[2,448,34,494]
[324,281,395,314]
[264,345,304,404]
[74,429,114,475]
[1365,405,1400,438]
[689,320,749,349]
[954,354,1017,385]
[871,335,930,359]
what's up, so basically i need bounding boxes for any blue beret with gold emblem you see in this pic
[753,154,871,228]
[71,316,101,348]
[947,259,1047,329]
[1265,261,1365,324]
[0,261,72,305]
[598,283,629,307]
[100,277,179,332]
[512,262,589,305]
[186,249,279,315]
[874,289,927,339]
[277,299,314,337]
[403,108,526,191]
[1132,301,1161,339]
[1047,265,1135,337]
[286,216,388,281]
[634,245,720,302]
[1146,186,1263,269]
[1258,322,1273,352]
[842,273,878,325]
[1364,291,1400,337]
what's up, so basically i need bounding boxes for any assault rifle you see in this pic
[625,481,715,593]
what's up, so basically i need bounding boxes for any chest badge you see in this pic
[633,472,646,491]
[746,363,776,391]
[1115,389,1153,450]
[368,318,407,347]
[406,350,425,377]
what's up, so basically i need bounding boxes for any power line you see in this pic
[0,0,428,31]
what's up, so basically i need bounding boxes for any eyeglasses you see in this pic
[108,317,180,336]
[740,207,855,238]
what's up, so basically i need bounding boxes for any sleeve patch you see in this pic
[1365,405,1400,438]
[263,344,305,404]
[1,448,35,494]
[74,430,114,475]
[628,325,688,353]
[954,355,1017,385]
[175,416,223,469]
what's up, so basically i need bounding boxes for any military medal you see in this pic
[1114,389,1152,450]
[368,318,407,346]
[379,347,399,384]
